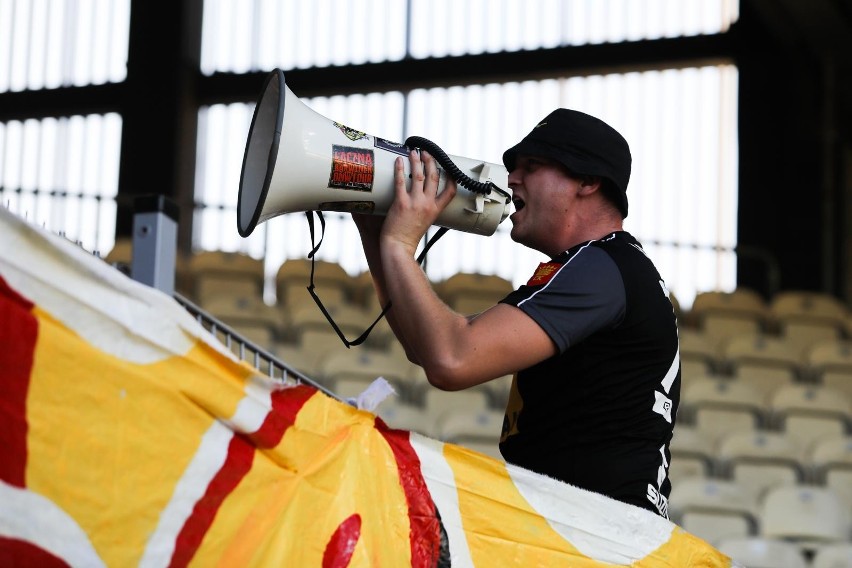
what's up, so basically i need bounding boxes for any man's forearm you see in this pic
[379,239,470,385]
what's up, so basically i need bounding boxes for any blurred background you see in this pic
[1,0,849,309]
[4,4,852,562]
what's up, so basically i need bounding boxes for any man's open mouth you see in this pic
[512,197,526,211]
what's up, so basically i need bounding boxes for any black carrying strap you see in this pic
[305,210,448,348]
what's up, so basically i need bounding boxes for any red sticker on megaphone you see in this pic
[329,145,374,191]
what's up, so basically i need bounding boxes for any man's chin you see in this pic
[508,226,524,244]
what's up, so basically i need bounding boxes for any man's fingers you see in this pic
[409,150,426,188]
[404,149,447,205]
[394,156,406,197]
[421,151,442,194]
[438,177,457,208]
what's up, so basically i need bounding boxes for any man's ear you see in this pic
[577,176,602,195]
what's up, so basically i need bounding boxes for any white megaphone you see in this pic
[238,69,512,238]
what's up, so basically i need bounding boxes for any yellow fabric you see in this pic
[0,208,734,567]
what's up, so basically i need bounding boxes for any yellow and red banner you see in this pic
[0,208,733,567]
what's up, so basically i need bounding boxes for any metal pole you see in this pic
[131,195,179,296]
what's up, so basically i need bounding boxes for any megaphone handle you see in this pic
[304,211,448,348]
[404,136,508,202]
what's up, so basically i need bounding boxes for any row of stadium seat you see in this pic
[105,245,852,341]
[679,377,850,449]
[670,480,851,558]
[105,244,515,313]
[104,244,852,356]
[714,537,851,568]
[670,423,851,502]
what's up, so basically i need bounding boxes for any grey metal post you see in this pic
[131,195,179,295]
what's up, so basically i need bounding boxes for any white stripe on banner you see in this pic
[140,374,275,567]
[410,434,474,568]
[224,374,275,434]
[506,463,675,564]
[139,421,234,568]
[0,480,106,567]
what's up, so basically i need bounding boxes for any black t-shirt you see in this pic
[498,231,680,517]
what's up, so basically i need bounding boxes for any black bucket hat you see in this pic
[502,109,632,218]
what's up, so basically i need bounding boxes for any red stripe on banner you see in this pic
[250,384,317,449]
[0,536,69,568]
[169,435,255,568]
[0,276,38,489]
[322,514,361,568]
[169,384,317,568]
[375,419,444,568]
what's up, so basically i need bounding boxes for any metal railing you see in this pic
[172,291,340,400]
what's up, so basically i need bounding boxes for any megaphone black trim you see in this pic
[237,69,286,237]
[405,136,510,204]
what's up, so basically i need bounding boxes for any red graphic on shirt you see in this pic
[526,262,561,287]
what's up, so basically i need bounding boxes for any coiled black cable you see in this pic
[404,136,511,203]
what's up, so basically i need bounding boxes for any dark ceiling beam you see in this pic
[777,0,852,54]
[0,83,123,122]
[749,0,852,55]
[198,33,735,105]
[0,33,734,119]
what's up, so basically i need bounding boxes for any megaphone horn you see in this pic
[238,69,512,238]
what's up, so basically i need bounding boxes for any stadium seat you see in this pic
[274,341,324,378]
[668,478,760,545]
[278,297,393,349]
[760,485,851,546]
[374,399,433,437]
[680,377,766,447]
[202,294,284,350]
[276,258,353,307]
[716,536,808,568]
[421,387,491,430]
[189,250,265,305]
[770,291,848,342]
[770,290,848,318]
[285,302,374,344]
[482,373,513,410]
[768,384,851,451]
[689,288,769,345]
[436,272,514,315]
[332,377,381,402]
[678,327,724,377]
[808,435,852,508]
[809,542,852,568]
[669,291,683,323]
[351,270,379,309]
[434,408,504,458]
[669,424,716,483]
[275,328,352,379]
[780,320,845,362]
[722,334,803,400]
[807,339,852,401]
[715,430,806,500]
[317,347,415,398]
